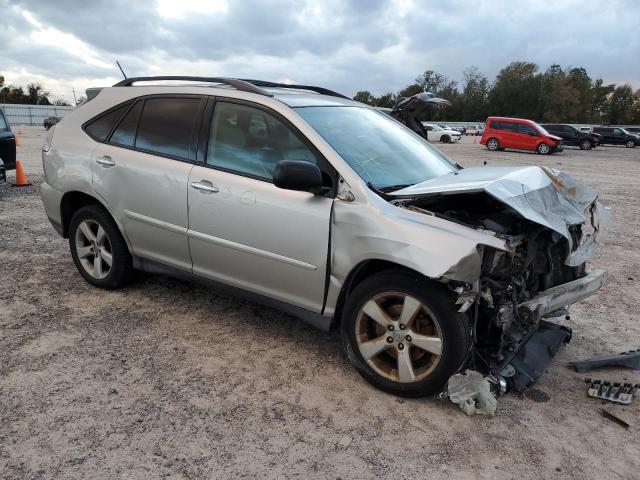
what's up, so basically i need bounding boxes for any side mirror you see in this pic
[273,160,323,193]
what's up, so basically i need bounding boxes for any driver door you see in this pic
[187,100,334,312]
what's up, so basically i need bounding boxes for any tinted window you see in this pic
[517,123,536,135]
[85,103,131,141]
[135,97,201,160]
[613,128,623,135]
[207,102,318,180]
[109,101,142,147]
[0,111,8,131]
[593,128,607,134]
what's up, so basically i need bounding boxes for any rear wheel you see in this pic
[69,205,135,289]
[341,272,470,397]
[579,139,592,150]
[626,140,636,148]
[536,143,551,154]
[486,138,500,151]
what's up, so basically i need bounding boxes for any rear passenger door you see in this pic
[514,122,539,150]
[187,99,334,313]
[89,96,204,271]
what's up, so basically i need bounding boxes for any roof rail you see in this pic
[112,76,273,97]
[239,79,349,99]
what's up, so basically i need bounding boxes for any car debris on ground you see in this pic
[445,370,498,416]
[569,349,640,372]
[585,379,638,405]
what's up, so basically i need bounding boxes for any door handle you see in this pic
[96,155,115,167]
[191,181,219,193]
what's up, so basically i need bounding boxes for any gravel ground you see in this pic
[1,127,639,479]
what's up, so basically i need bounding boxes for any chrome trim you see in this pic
[96,156,115,167]
[123,209,188,235]
[191,181,219,193]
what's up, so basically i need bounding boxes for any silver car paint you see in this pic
[188,164,333,312]
[41,85,603,327]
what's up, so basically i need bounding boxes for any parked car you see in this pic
[0,109,16,170]
[0,158,6,186]
[421,123,462,143]
[481,117,563,154]
[44,116,61,130]
[540,123,597,150]
[623,127,640,135]
[465,125,483,136]
[40,76,609,396]
[592,127,638,148]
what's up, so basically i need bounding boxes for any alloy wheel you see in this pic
[538,143,550,154]
[626,140,635,148]
[75,219,113,279]
[487,139,498,150]
[355,292,443,383]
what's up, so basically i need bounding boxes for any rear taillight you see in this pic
[42,125,55,152]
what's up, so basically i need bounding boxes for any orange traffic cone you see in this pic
[14,135,21,146]
[13,160,32,187]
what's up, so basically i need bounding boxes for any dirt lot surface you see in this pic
[1,127,639,479]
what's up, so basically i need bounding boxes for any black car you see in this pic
[0,158,6,186]
[592,127,638,148]
[541,124,596,150]
[44,116,60,130]
[623,127,640,135]
[0,109,16,170]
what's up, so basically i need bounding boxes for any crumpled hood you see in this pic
[391,165,612,266]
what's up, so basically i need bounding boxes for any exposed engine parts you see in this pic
[585,379,638,405]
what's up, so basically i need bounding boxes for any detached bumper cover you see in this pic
[518,269,607,320]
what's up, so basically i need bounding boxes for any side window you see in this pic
[85,103,131,141]
[0,110,8,131]
[613,128,623,135]
[207,102,318,180]
[135,97,201,160]
[109,101,143,147]
[490,121,503,130]
[517,123,536,135]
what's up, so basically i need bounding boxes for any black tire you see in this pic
[536,143,552,155]
[69,204,135,289]
[340,271,470,397]
[625,140,636,148]
[579,139,592,150]
[486,138,500,151]
[441,135,450,144]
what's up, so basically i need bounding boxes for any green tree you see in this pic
[608,84,634,124]
[590,79,615,124]
[353,90,376,105]
[488,61,541,118]
[460,66,489,121]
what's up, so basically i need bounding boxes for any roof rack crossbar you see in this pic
[239,79,349,99]
[112,76,274,97]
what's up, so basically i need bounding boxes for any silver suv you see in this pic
[41,77,609,397]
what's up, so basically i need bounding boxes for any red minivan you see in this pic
[480,117,563,154]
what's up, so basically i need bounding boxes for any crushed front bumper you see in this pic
[518,269,607,321]
[498,269,606,391]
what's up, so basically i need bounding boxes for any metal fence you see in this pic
[0,104,74,127]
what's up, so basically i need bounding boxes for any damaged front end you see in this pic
[390,165,612,392]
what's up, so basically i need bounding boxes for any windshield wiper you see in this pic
[377,184,413,193]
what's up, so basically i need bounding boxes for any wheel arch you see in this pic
[330,259,441,330]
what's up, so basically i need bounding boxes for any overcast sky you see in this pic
[1,0,638,103]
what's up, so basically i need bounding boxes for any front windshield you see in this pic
[296,106,456,190]
[534,122,551,136]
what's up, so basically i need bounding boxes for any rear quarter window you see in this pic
[0,110,8,131]
[84,103,132,141]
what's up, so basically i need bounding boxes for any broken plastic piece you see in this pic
[568,349,640,373]
[585,379,638,405]
[599,409,630,429]
[447,370,497,416]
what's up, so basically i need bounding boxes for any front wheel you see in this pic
[340,272,470,397]
[486,138,500,151]
[69,205,135,289]
[626,140,636,148]
[441,135,450,143]
[536,143,551,154]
